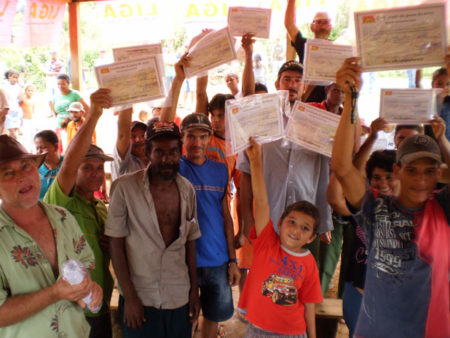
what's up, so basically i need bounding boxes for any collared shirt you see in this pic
[44,180,113,317]
[67,118,97,145]
[111,144,146,181]
[0,202,94,338]
[237,139,332,234]
[105,169,201,309]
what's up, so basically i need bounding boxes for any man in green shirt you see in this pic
[0,134,102,337]
[45,88,114,338]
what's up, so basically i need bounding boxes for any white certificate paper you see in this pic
[303,40,354,84]
[226,93,284,154]
[285,102,340,157]
[379,89,437,123]
[184,27,237,78]
[355,3,447,71]
[95,57,165,107]
[227,7,272,39]
[113,43,166,94]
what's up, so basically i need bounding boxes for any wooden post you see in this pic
[68,2,82,91]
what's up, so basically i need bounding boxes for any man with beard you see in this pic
[237,61,333,261]
[111,107,148,180]
[66,101,97,145]
[106,119,201,338]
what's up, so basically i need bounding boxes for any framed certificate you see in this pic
[379,88,437,123]
[355,3,447,71]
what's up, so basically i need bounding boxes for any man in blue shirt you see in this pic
[179,113,240,338]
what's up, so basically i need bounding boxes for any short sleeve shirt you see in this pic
[111,144,146,181]
[105,169,201,309]
[38,156,63,200]
[0,203,94,337]
[44,179,113,316]
[238,222,322,335]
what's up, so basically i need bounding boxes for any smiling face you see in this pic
[130,127,146,158]
[0,159,40,210]
[394,157,441,209]
[182,128,211,163]
[75,157,105,196]
[278,211,317,253]
[370,167,396,195]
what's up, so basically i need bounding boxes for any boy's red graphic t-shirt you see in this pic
[238,221,322,335]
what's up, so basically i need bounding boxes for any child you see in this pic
[238,138,322,338]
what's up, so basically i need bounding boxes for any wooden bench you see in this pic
[316,298,343,338]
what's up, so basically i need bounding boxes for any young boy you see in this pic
[238,138,322,338]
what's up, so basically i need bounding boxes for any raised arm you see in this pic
[331,58,366,209]
[431,115,450,167]
[245,138,270,236]
[353,117,388,176]
[196,75,208,115]
[284,0,299,42]
[241,34,255,97]
[327,173,351,216]
[56,88,111,196]
[159,55,187,122]
[115,107,133,159]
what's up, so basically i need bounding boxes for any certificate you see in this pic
[355,3,447,71]
[184,27,237,78]
[303,40,354,84]
[227,7,272,39]
[285,102,340,157]
[226,93,284,154]
[113,43,166,94]
[95,57,165,107]
[379,89,436,123]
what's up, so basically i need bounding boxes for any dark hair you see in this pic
[395,124,423,136]
[34,130,59,145]
[365,150,396,181]
[208,93,234,113]
[255,82,268,93]
[279,200,320,234]
[56,74,70,82]
[4,68,19,79]
[432,67,448,85]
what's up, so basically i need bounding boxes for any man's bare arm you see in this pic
[116,108,133,160]
[159,56,187,122]
[57,89,111,196]
[331,58,366,209]
[185,239,200,322]
[222,196,240,286]
[196,75,208,115]
[285,0,299,42]
[239,172,254,239]
[241,34,256,97]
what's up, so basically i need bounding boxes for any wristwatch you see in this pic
[228,258,238,266]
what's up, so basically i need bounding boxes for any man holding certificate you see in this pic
[237,60,333,261]
[284,0,331,102]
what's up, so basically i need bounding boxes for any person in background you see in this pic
[225,73,241,98]
[66,102,97,146]
[44,50,65,98]
[0,89,9,135]
[3,69,22,139]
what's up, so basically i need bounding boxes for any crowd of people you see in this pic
[0,2,449,338]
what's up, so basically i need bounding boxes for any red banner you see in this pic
[19,0,65,47]
[0,0,18,46]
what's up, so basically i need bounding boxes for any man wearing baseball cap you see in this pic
[66,101,97,145]
[111,106,149,180]
[332,58,450,338]
[106,118,201,337]
[0,135,102,337]
[44,88,114,338]
[178,113,240,338]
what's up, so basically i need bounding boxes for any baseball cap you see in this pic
[277,60,303,79]
[146,118,181,141]
[131,121,147,132]
[181,113,212,133]
[85,144,113,161]
[396,134,442,165]
[67,102,84,112]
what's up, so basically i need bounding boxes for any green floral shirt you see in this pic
[0,202,95,338]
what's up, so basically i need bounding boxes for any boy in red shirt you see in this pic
[238,138,322,337]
